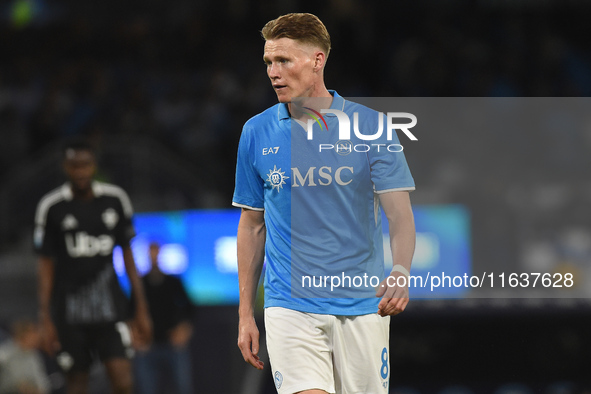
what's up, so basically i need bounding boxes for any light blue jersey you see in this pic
[233,91,414,315]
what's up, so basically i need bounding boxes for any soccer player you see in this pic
[34,139,152,394]
[233,13,416,394]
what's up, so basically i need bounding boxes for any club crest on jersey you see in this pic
[61,214,78,230]
[274,371,283,389]
[266,165,289,192]
[102,208,119,230]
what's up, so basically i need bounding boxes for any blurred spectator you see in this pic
[133,242,194,394]
[0,318,50,394]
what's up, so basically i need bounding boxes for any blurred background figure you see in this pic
[0,318,51,394]
[35,139,151,394]
[134,242,194,394]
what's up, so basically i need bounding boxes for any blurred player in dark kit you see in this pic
[34,139,152,394]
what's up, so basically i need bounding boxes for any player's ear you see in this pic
[313,50,326,72]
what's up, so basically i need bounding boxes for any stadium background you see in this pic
[1,0,590,393]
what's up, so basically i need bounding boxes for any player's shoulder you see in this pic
[343,98,379,117]
[35,184,69,217]
[93,181,129,198]
[93,181,134,216]
[35,183,72,225]
[242,103,283,132]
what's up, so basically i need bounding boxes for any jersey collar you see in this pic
[61,181,103,200]
[277,90,344,121]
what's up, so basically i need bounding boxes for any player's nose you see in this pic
[267,63,280,79]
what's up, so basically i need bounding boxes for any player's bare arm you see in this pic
[376,191,416,317]
[38,255,60,355]
[122,245,153,347]
[236,208,266,370]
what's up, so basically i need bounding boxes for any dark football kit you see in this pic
[34,182,136,371]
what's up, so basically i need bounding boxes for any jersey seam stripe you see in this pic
[232,202,264,211]
[35,188,66,226]
[375,186,416,194]
[96,182,134,217]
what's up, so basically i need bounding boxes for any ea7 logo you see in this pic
[306,110,417,142]
[263,147,280,155]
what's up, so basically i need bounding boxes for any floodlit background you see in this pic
[1,0,590,393]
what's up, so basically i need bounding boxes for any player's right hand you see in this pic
[237,316,264,370]
[376,270,410,317]
[128,309,153,350]
[39,315,60,356]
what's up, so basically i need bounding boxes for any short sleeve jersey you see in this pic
[233,91,415,315]
[34,181,136,324]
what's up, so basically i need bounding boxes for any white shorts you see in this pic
[265,307,391,394]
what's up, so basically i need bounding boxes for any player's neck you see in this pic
[71,186,94,201]
[288,86,333,120]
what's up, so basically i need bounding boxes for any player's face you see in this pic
[264,38,319,103]
[63,149,96,193]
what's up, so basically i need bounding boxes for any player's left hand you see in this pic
[376,271,409,316]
